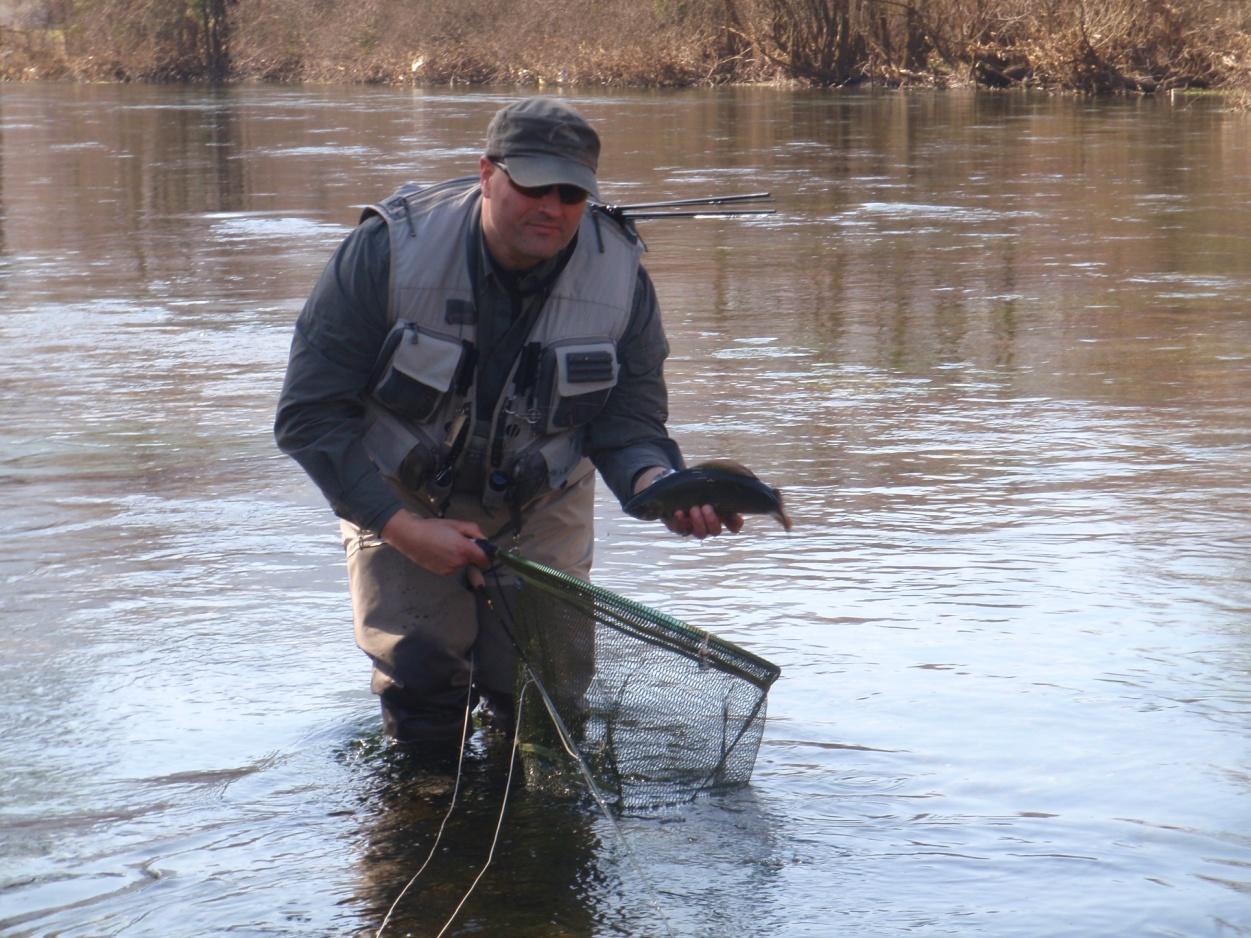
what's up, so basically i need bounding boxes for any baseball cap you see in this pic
[484,97,600,199]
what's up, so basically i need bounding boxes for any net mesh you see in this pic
[487,548,780,810]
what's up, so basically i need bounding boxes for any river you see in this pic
[1,83,1249,936]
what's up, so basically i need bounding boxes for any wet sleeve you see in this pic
[273,216,405,532]
[587,265,685,507]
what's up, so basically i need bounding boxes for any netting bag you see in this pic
[485,548,780,810]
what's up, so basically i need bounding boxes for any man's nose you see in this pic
[535,189,563,212]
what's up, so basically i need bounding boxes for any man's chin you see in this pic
[519,236,567,262]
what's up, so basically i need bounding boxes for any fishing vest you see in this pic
[360,178,644,518]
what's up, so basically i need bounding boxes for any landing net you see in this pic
[488,548,780,810]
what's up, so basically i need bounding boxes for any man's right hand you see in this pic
[379,510,490,576]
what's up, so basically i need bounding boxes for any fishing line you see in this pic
[374,663,477,938]
[378,550,680,937]
[483,559,677,938]
[432,680,527,938]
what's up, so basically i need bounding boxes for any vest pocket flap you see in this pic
[390,327,463,392]
[555,343,618,397]
[371,324,464,424]
[540,341,619,433]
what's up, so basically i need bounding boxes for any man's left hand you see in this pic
[663,504,744,539]
[632,466,743,540]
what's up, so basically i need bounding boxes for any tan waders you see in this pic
[341,466,596,744]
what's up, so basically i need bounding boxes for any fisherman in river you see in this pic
[274,97,743,747]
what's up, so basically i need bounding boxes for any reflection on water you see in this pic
[346,737,605,937]
[1,83,1250,936]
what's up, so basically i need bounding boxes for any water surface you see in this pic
[1,83,1250,936]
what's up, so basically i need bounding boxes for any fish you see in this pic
[624,459,793,531]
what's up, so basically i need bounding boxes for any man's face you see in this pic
[479,157,586,271]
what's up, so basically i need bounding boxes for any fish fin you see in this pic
[694,458,758,479]
[772,489,794,531]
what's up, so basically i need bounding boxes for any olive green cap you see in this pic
[484,97,600,198]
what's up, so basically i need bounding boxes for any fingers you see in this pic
[665,505,740,539]
[441,526,488,571]
[384,513,491,575]
[689,505,721,539]
[446,520,490,567]
[663,511,689,536]
[464,537,491,569]
[448,519,486,539]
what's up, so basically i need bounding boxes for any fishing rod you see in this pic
[611,209,776,221]
[593,191,775,222]
[603,191,773,211]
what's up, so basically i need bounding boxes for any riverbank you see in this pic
[3,0,1250,97]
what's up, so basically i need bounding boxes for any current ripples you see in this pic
[593,124,1251,926]
[3,84,1251,936]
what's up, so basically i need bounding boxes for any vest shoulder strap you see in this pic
[360,176,480,228]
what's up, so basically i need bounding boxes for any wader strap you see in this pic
[487,506,526,544]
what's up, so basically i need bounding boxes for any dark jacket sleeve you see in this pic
[587,265,684,506]
[273,217,404,532]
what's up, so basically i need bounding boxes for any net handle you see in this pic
[477,541,781,691]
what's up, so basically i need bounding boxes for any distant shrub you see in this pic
[3,0,1250,94]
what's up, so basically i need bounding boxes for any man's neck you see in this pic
[481,235,574,297]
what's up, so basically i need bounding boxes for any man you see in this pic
[275,97,739,745]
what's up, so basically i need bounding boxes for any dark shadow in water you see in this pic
[343,728,604,937]
[337,718,789,936]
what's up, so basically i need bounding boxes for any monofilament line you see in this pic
[488,566,676,937]
[519,658,677,938]
[374,666,477,938]
[432,680,528,938]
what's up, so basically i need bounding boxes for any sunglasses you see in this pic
[491,161,588,205]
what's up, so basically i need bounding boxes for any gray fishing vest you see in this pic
[360,178,643,517]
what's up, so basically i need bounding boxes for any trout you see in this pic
[624,459,793,531]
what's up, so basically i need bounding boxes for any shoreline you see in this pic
[3,0,1249,99]
[3,74,1244,108]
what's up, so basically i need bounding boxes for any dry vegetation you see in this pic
[225,0,749,87]
[3,0,1250,95]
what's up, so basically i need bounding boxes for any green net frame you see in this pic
[488,549,780,810]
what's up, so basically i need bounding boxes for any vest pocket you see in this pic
[371,322,465,424]
[508,434,586,510]
[539,340,619,433]
[363,411,439,492]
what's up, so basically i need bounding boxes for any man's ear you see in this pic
[478,156,494,197]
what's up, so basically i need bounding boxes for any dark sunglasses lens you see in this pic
[515,183,544,198]
[518,182,585,204]
[504,169,586,205]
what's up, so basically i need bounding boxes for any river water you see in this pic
[1,83,1249,936]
